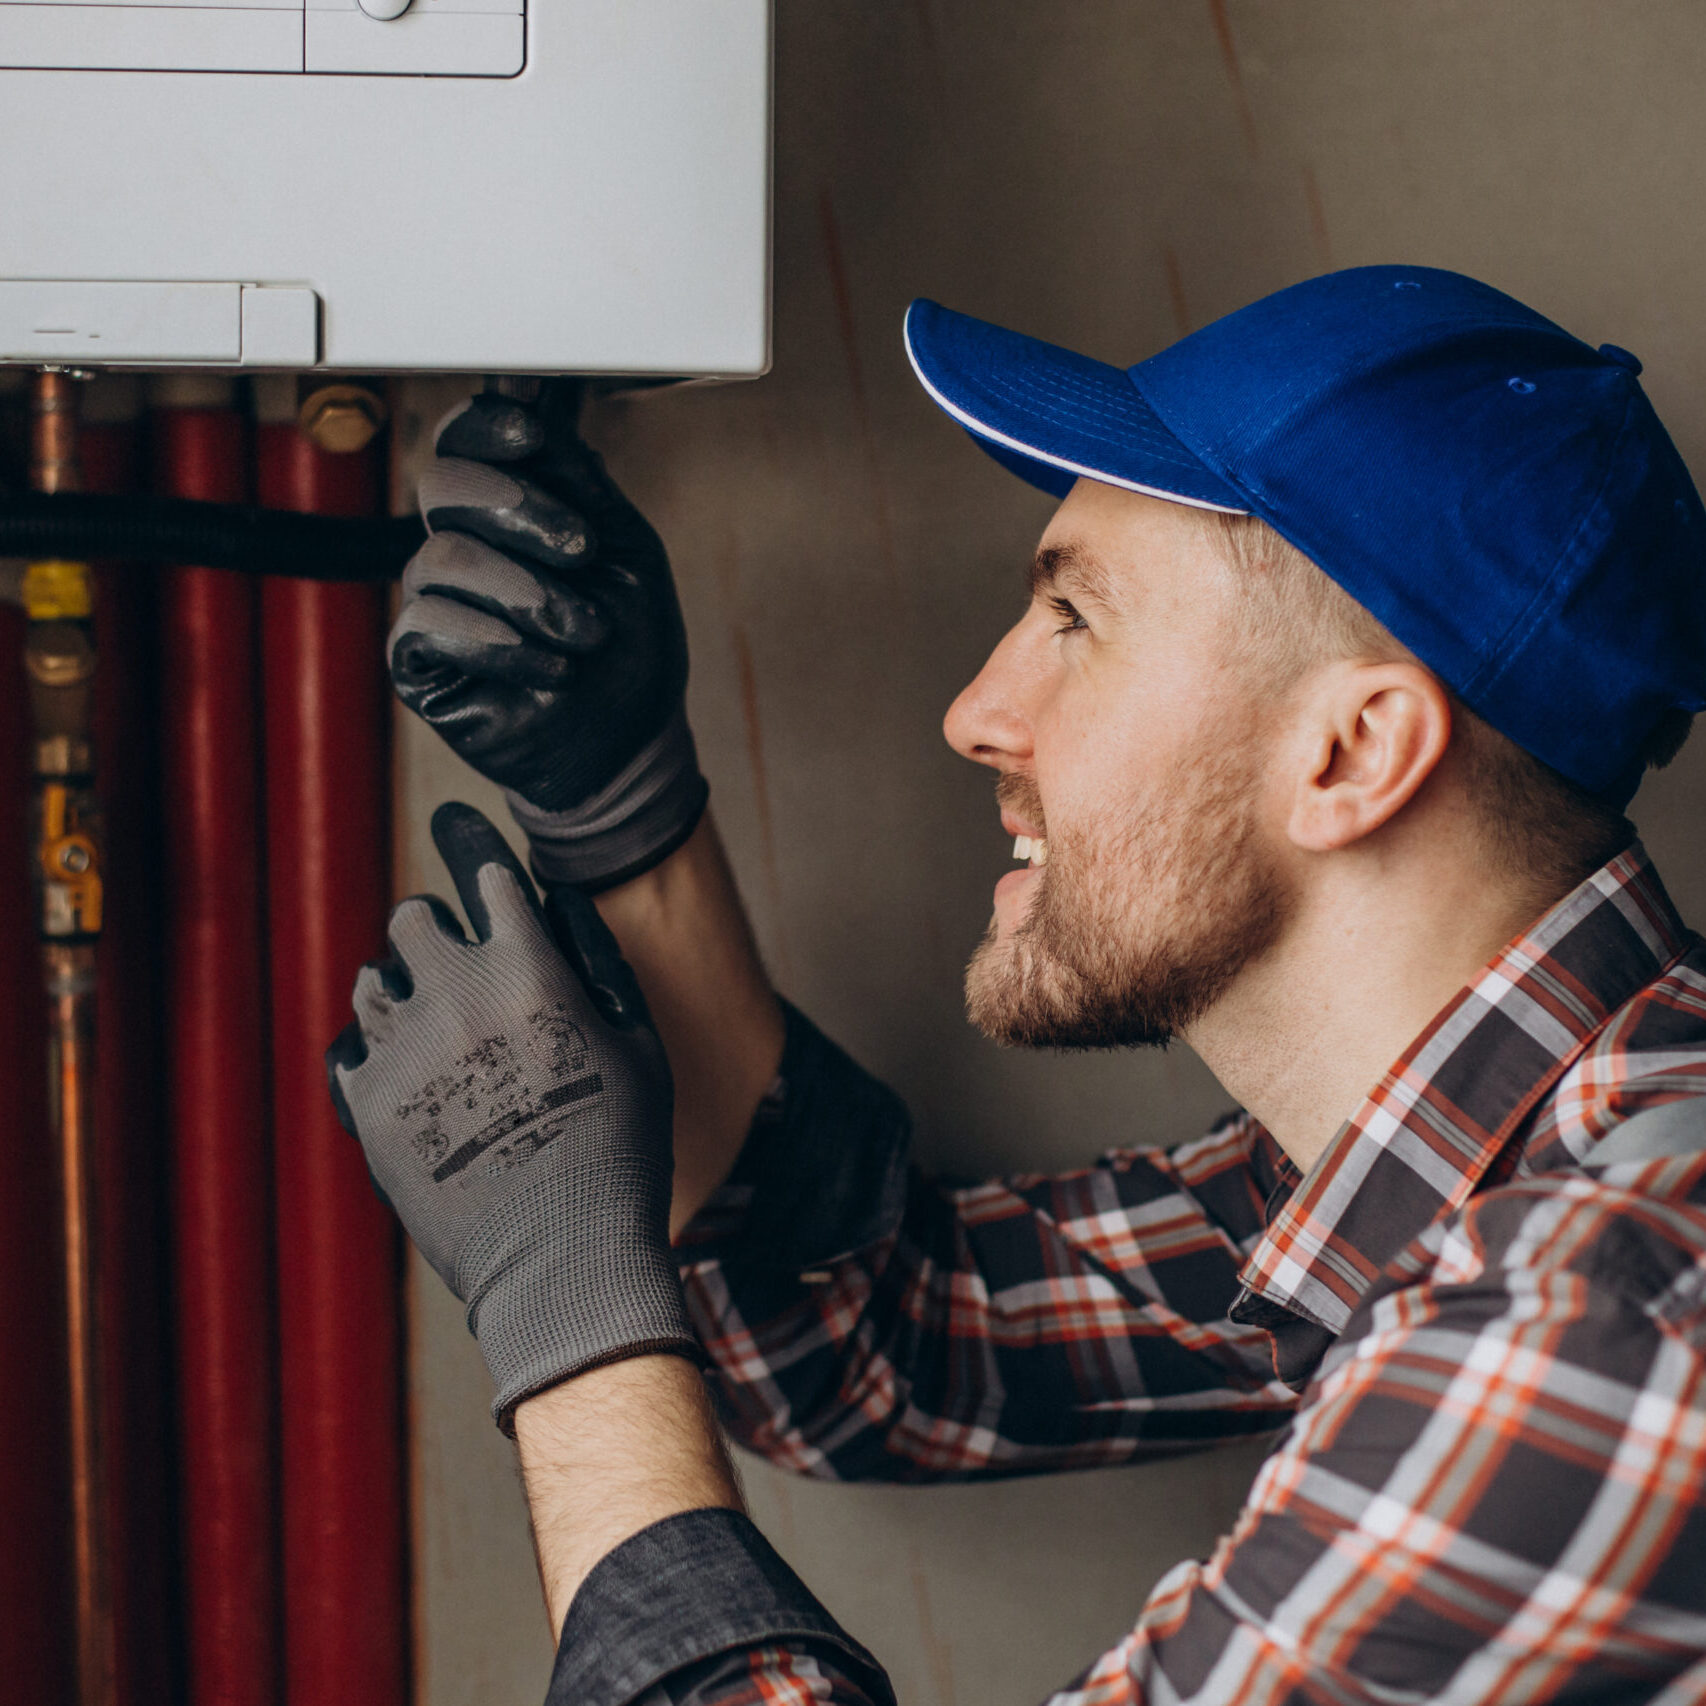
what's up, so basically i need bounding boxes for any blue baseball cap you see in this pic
[904,266,1706,807]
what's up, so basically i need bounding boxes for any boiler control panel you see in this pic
[0,0,524,77]
[0,0,772,375]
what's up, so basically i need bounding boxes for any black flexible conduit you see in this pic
[0,492,424,582]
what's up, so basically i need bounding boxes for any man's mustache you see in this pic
[995,771,1046,836]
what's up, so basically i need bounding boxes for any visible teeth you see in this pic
[1013,835,1032,861]
[1012,836,1049,867]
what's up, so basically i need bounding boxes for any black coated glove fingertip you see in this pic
[543,885,657,1033]
[388,628,447,692]
[422,491,597,576]
[431,798,514,860]
[325,1021,367,1139]
[436,393,546,463]
[431,801,537,942]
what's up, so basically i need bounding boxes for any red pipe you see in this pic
[155,384,280,1706]
[0,409,73,1703]
[85,381,175,1706]
[256,397,407,1706]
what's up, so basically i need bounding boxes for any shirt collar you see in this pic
[1234,842,1690,1349]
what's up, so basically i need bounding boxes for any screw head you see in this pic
[298,385,387,454]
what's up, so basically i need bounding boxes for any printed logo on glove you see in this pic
[400,1000,605,1186]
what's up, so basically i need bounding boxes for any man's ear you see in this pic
[1286,660,1452,852]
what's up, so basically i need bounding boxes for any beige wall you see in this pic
[398,4,1706,1701]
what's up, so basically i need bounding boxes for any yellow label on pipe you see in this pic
[23,559,93,621]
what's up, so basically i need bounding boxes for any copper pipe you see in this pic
[27,369,115,1706]
[33,370,82,496]
[48,941,108,1706]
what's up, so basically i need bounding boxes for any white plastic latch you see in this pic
[240,287,321,368]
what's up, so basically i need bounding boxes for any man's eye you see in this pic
[1049,596,1087,635]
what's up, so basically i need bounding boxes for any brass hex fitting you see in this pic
[298,384,388,454]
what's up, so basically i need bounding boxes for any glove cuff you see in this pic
[460,1154,702,1434]
[506,710,709,893]
[488,1328,707,1438]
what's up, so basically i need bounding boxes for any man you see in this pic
[331,266,1706,1704]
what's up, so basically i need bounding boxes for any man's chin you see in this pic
[963,927,1175,1052]
[962,922,1032,1046]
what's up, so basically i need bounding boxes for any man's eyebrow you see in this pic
[1028,542,1120,609]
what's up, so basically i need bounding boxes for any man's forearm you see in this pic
[516,1358,894,1706]
[593,812,785,1236]
[515,1355,745,1637]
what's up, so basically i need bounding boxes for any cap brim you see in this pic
[903,299,1249,513]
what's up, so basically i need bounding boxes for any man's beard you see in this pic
[965,741,1291,1050]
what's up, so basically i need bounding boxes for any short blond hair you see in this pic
[1200,510,1688,898]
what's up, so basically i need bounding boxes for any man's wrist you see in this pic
[515,1353,744,1636]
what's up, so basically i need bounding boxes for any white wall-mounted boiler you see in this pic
[0,0,772,374]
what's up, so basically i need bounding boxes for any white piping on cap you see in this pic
[903,315,1249,516]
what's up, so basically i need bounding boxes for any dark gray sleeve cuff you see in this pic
[546,1507,894,1706]
[676,1001,913,1272]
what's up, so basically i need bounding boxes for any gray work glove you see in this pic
[326,801,699,1431]
[388,383,708,892]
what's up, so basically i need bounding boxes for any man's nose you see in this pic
[944,621,1035,770]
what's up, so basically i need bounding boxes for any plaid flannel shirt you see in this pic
[547,844,1706,1706]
